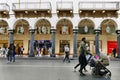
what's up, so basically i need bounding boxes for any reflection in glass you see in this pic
[78,27,94,34]
[36,26,50,34]
[17,26,24,34]
[41,26,47,34]
[62,25,68,34]
[84,25,88,33]
[31,40,52,55]
[0,27,7,34]
[106,25,110,33]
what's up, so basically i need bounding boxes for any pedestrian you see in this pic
[7,44,14,63]
[36,46,40,57]
[112,48,116,58]
[74,44,89,72]
[0,47,2,56]
[10,43,16,62]
[4,47,9,58]
[63,45,70,63]
[48,47,52,57]
[2,47,6,57]
[21,46,24,56]
[18,46,21,56]
[78,37,88,76]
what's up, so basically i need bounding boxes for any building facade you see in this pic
[0,0,120,57]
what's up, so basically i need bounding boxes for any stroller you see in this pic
[89,56,111,78]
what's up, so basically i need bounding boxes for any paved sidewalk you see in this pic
[0,55,120,61]
[0,56,64,61]
[0,59,120,80]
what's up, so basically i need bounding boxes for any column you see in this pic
[116,30,120,58]
[29,29,35,57]
[73,28,78,58]
[51,28,56,57]
[8,29,14,45]
[94,29,101,56]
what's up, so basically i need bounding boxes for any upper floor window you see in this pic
[36,26,50,34]
[78,19,94,34]
[15,19,29,35]
[35,19,51,34]
[78,26,94,34]
[57,19,73,35]
[0,20,8,35]
[101,19,117,35]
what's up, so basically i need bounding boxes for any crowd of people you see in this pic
[0,44,25,63]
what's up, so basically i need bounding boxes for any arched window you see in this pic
[35,19,51,34]
[101,19,117,35]
[78,19,94,34]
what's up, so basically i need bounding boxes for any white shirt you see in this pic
[64,46,69,52]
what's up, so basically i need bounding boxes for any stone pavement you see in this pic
[0,58,120,80]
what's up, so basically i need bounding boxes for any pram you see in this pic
[89,57,111,78]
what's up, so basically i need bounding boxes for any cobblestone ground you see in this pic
[0,58,120,80]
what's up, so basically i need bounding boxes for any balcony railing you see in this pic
[57,1,73,10]
[79,2,120,10]
[12,2,51,11]
[0,3,9,11]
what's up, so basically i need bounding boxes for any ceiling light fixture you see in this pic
[34,11,37,14]
[48,10,50,13]
[57,10,59,13]
[70,10,73,13]
[102,10,105,13]
[25,11,28,14]
[93,10,95,13]
[79,10,82,13]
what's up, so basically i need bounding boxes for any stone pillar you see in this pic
[94,29,101,56]
[8,29,14,45]
[73,28,78,58]
[116,30,120,58]
[51,28,56,57]
[28,29,35,57]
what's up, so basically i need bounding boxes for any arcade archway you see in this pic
[56,19,73,55]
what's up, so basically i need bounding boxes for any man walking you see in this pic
[63,45,70,63]
[112,48,116,58]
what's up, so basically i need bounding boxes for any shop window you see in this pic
[0,27,8,34]
[29,40,52,55]
[36,26,50,34]
[78,27,94,34]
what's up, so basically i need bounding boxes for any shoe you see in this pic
[79,70,86,76]
[7,61,10,64]
[74,67,76,72]
[80,73,86,76]
[68,61,70,63]
[84,69,88,72]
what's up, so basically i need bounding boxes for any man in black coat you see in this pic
[79,37,88,76]
[112,48,116,58]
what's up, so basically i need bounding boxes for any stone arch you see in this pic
[78,18,95,34]
[100,19,117,35]
[56,18,73,35]
[14,19,29,34]
[35,19,51,34]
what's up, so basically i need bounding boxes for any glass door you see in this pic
[59,40,70,55]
